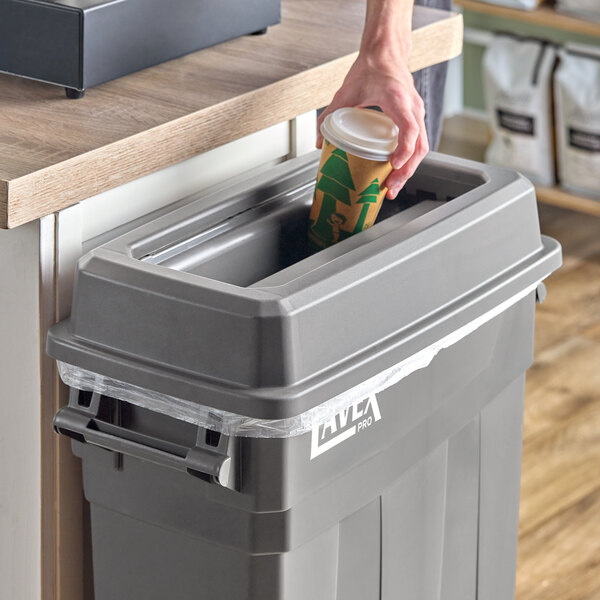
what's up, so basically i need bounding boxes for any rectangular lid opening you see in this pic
[140,161,486,288]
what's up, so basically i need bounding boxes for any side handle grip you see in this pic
[54,405,238,491]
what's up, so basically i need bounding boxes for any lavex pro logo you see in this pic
[310,394,382,459]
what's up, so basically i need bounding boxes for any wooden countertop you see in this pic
[0,0,462,229]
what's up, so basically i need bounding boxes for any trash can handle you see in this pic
[53,403,238,491]
[536,282,547,304]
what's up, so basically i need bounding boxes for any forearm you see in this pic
[361,0,415,62]
[317,0,427,196]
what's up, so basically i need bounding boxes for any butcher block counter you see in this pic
[0,0,462,229]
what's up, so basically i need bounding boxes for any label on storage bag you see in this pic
[497,109,535,136]
[568,128,600,153]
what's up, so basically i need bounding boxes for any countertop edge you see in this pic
[2,54,357,229]
[1,13,463,229]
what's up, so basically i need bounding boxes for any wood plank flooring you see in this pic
[517,205,600,600]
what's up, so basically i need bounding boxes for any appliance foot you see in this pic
[250,28,268,36]
[65,88,85,99]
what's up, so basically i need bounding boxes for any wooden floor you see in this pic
[517,204,600,600]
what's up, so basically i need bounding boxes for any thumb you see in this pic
[316,92,352,148]
[316,106,334,149]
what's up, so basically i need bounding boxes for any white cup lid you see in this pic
[320,107,399,162]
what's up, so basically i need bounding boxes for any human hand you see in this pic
[316,50,428,199]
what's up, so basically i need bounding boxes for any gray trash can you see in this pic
[48,151,561,600]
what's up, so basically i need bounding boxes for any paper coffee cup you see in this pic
[308,108,398,249]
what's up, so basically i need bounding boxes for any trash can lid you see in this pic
[47,152,562,420]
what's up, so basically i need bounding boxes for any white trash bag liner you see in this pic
[554,44,600,199]
[58,283,539,438]
[483,35,557,186]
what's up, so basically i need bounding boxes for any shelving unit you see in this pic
[535,186,600,217]
[440,114,600,218]
[450,0,600,217]
[455,0,600,37]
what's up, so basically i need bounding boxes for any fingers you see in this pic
[385,93,426,170]
[316,89,356,148]
[316,108,330,149]
[385,118,429,199]
[380,89,428,198]
[315,56,376,148]
[315,64,429,198]
[316,104,338,149]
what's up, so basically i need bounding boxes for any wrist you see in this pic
[358,35,412,77]
[359,41,411,74]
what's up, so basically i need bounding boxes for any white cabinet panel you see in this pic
[0,222,42,600]
[79,120,294,243]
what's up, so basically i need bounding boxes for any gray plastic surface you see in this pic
[67,296,535,600]
[0,0,280,90]
[0,0,82,88]
[50,152,563,598]
[55,279,540,437]
[48,151,562,421]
